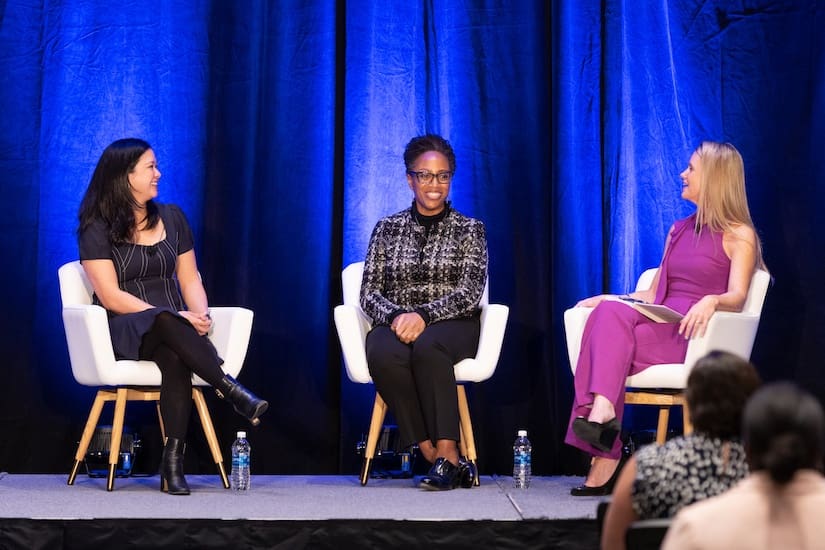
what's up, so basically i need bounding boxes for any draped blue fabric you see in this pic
[1,0,823,476]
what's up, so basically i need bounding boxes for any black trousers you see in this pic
[365,316,480,448]
[139,311,226,440]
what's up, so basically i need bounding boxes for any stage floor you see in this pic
[0,472,605,549]
[0,472,603,521]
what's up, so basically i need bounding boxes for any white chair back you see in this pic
[742,269,770,315]
[341,262,364,307]
[59,261,95,306]
[634,268,658,293]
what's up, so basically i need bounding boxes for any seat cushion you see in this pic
[625,363,688,389]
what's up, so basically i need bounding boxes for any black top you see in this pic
[78,202,196,359]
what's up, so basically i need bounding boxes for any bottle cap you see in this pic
[518,429,527,437]
[237,431,247,439]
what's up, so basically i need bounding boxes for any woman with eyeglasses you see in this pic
[360,134,488,490]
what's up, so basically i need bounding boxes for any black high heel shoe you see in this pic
[572,416,620,452]
[419,457,462,491]
[570,455,626,497]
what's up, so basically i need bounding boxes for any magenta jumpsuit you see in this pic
[565,214,731,459]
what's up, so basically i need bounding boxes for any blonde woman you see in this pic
[566,141,765,495]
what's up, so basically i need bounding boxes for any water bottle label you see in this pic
[232,452,250,468]
[514,451,531,466]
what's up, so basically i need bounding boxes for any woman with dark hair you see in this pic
[566,142,766,495]
[663,382,825,549]
[361,134,487,490]
[78,138,268,495]
[600,350,762,549]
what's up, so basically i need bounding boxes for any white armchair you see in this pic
[564,268,770,444]
[59,260,254,490]
[334,261,508,485]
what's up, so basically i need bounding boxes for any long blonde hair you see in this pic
[694,141,765,270]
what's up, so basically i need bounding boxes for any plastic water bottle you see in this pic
[513,429,532,489]
[230,431,251,492]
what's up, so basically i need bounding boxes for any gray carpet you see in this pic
[0,472,605,521]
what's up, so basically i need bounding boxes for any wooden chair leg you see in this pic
[360,393,388,486]
[682,403,693,435]
[107,388,128,491]
[456,385,480,486]
[655,406,670,445]
[155,401,166,442]
[68,390,109,485]
[192,388,229,488]
[458,422,468,458]
[70,386,228,492]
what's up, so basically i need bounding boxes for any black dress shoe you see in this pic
[419,457,462,491]
[572,416,620,452]
[570,481,613,497]
[458,458,477,489]
[570,455,626,497]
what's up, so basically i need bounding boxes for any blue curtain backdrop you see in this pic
[1,0,823,476]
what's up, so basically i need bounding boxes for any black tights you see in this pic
[139,312,226,440]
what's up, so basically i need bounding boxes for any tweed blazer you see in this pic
[360,203,488,326]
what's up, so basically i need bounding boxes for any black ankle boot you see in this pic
[159,438,190,495]
[215,374,269,426]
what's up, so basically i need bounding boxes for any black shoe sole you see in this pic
[419,478,459,491]
[570,484,610,497]
[572,417,620,452]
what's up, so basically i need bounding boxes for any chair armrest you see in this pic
[334,304,373,383]
[563,306,594,374]
[62,304,118,386]
[469,303,509,381]
[207,306,253,378]
[683,311,761,370]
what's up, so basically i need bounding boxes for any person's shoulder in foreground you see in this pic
[663,381,825,550]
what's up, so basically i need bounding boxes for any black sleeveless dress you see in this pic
[78,203,199,360]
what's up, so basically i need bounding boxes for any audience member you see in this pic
[662,382,825,549]
[600,350,761,549]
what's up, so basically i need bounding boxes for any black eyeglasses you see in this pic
[407,170,453,184]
